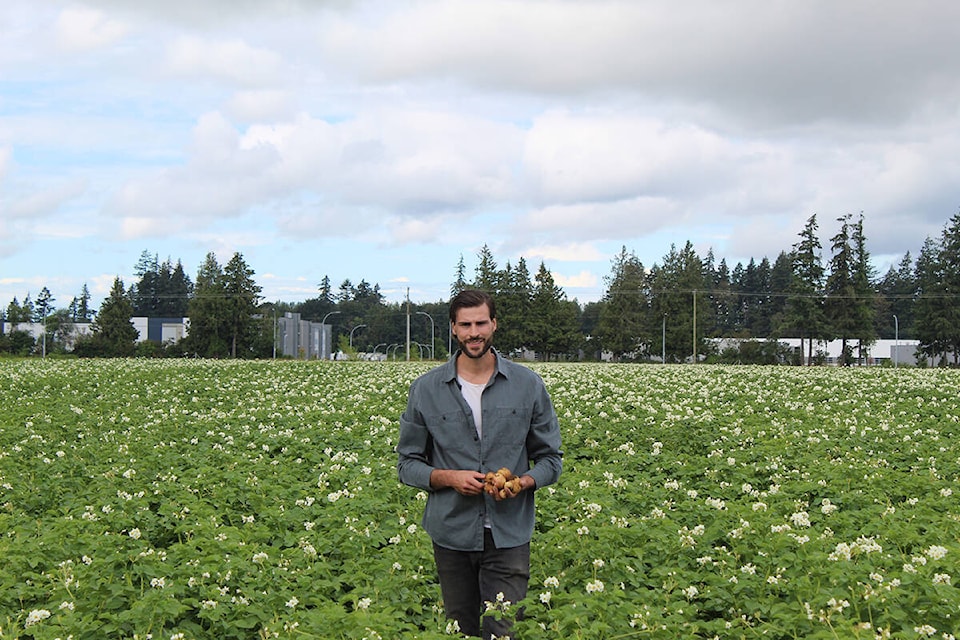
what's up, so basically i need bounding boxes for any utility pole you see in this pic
[405,288,411,361]
[692,289,697,364]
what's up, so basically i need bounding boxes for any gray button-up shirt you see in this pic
[397,350,563,551]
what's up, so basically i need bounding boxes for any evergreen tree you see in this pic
[451,254,468,297]
[767,251,794,337]
[338,279,355,303]
[298,276,337,323]
[222,252,263,358]
[473,245,500,294]
[787,215,827,364]
[877,253,915,339]
[68,285,94,322]
[187,252,229,357]
[914,236,949,363]
[21,294,35,323]
[318,276,334,305]
[751,257,774,337]
[159,259,193,316]
[825,214,857,364]
[530,262,578,360]
[91,277,138,356]
[850,213,878,361]
[935,212,960,363]
[496,258,532,354]
[5,297,30,324]
[708,255,736,336]
[734,258,769,336]
[579,301,603,358]
[597,246,648,360]
[0,327,35,355]
[650,242,708,362]
[131,251,161,316]
[34,287,54,323]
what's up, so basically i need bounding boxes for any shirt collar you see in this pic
[441,348,507,383]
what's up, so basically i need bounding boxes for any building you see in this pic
[713,337,924,366]
[2,317,188,350]
[131,317,189,343]
[276,312,335,359]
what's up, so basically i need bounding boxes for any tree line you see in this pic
[591,211,960,364]
[3,211,959,364]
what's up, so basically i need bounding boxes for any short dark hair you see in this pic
[449,289,496,323]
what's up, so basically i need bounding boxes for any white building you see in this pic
[2,317,188,350]
[713,337,923,366]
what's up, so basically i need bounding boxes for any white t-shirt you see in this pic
[458,376,485,439]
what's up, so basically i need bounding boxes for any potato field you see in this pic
[1,359,958,639]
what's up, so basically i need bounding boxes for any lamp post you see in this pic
[350,324,367,349]
[321,311,341,360]
[662,314,666,364]
[416,311,435,359]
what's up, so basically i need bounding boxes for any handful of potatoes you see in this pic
[484,467,522,498]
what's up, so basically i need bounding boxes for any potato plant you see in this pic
[0,359,957,639]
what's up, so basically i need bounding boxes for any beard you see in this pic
[458,336,494,359]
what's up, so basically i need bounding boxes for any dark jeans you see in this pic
[433,529,530,638]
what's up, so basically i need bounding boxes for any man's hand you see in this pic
[430,469,486,496]
[486,473,536,501]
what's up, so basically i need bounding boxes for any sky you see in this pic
[2,1,959,310]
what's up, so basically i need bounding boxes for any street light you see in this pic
[662,314,666,364]
[321,311,341,360]
[350,324,367,349]
[416,311,435,359]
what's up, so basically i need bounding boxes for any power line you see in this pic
[603,288,960,301]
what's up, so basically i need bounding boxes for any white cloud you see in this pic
[510,198,681,244]
[330,1,960,127]
[6,179,88,220]
[226,90,297,123]
[383,214,454,246]
[118,216,169,240]
[522,111,733,205]
[519,243,606,263]
[4,0,960,307]
[91,273,121,298]
[0,146,10,179]
[165,35,285,87]
[104,106,522,240]
[553,270,599,291]
[55,6,129,52]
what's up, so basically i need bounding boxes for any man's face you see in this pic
[452,304,497,360]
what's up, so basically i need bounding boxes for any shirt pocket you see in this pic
[489,406,532,446]
[424,411,476,454]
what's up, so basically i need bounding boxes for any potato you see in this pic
[484,467,521,497]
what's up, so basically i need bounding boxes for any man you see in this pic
[397,289,563,638]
